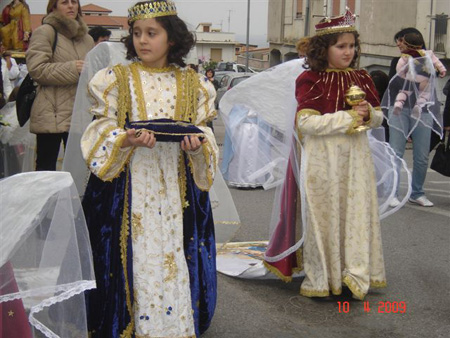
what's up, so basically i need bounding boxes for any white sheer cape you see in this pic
[63,42,240,245]
[381,54,443,139]
[0,171,95,337]
[217,60,412,278]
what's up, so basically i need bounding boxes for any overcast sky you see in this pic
[27,0,269,47]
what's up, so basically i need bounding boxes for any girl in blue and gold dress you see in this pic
[81,1,217,337]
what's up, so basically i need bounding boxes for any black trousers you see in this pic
[35,132,68,171]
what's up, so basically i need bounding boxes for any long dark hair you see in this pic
[394,27,426,49]
[122,1,195,67]
[304,31,360,72]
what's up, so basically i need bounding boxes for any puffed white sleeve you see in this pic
[80,67,134,181]
[186,74,219,191]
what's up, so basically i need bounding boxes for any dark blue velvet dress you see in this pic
[83,153,217,337]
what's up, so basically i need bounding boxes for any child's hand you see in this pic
[181,135,206,152]
[122,129,156,148]
[439,70,446,78]
[353,100,370,124]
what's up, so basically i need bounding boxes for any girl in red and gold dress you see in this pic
[264,9,387,300]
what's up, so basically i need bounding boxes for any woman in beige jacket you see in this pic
[26,0,93,170]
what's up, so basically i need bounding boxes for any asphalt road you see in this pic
[203,117,450,338]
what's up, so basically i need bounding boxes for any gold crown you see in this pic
[128,1,177,23]
[403,40,423,50]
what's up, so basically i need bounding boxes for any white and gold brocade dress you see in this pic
[296,69,387,300]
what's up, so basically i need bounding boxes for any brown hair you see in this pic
[295,37,310,57]
[304,31,360,72]
[46,0,82,17]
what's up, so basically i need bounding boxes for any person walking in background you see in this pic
[384,27,444,208]
[0,0,31,51]
[88,25,111,45]
[392,32,446,115]
[80,1,218,336]
[25,0,94,171]
[205,68,219,90]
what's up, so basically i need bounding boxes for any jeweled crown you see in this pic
[128,1,177,23]
[315,8,356,36]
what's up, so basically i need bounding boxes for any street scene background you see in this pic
[204,117,450,338]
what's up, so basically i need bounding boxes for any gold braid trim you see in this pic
[296,109,321,140]
[178,152,189,209]
[293,248,304,273]
[85,125,116,168]
[345,109,360,135]
[342,275,366,300]
[95,64,135,182]
[186,142,215,192]
[325,67,353,73]
[300,287,330,298]
[370,280,387,288]
[296,109,321,119]
[113,64,131,128]
[174,68,200,122]
[174,68,184,121]
[98,133,128,180]
[102,80,118,117]
[135,62,176,73]
[263,261,293,283]
[119,171,135,337]
[130,63,148,121]
[263,247,304,282]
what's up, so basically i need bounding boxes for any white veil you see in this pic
[217,60,411,278]
[381,54,443,139]
[63,41,241,245]
[0,171,95,337]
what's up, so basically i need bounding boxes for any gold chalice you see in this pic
[345,85,369,132]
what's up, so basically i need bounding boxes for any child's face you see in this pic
[396,38,407,53]
[133,18,171,68]
[327,33,355,70]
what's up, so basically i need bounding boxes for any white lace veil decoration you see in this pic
[218,59,411,276]
[381,54,443,139]
[0,171,95,337]
[63,41,241,245]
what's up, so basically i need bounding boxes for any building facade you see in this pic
[195,23,237,63]
[268,0,449,76]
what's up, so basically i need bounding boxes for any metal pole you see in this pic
[245,0,250,72]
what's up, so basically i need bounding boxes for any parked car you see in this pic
[214,71,232,84]
[216,62,257,73]
[215,72,255,108]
